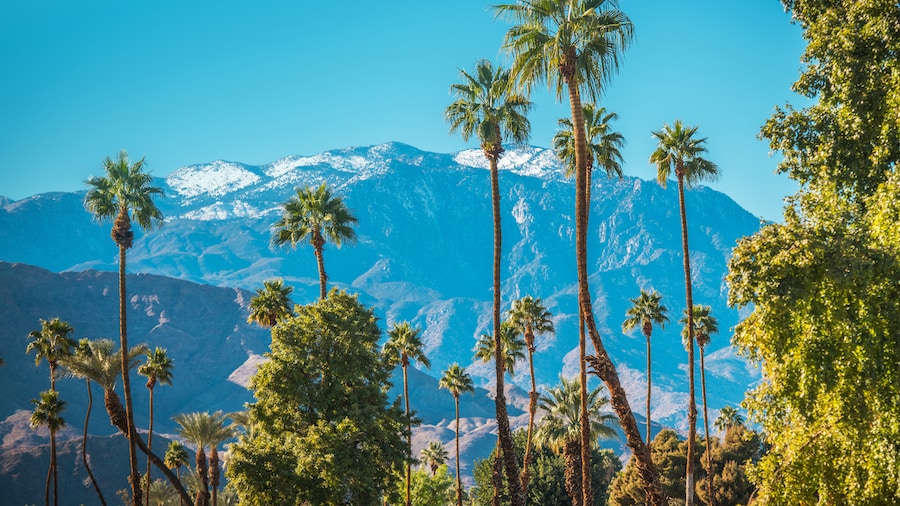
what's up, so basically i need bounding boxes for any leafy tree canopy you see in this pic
[727,1,900,503]
[226,289,407,505]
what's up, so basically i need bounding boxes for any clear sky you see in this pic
[0,0,808,221]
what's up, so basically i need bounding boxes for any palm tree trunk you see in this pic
[489,155,524,506]
[646,332,652,448]
[521,341,537,492]
[403,363,411,506]
[83,380,107,506]
[104,389,193,506]
[52,431,58,506]
[196,448,209,506]
[491,439,502,506]
[209,448,220,506]
[313,234,327,300]
[454,396,462,506]
[701,346,714,506]
[563,440,583,506]
[118,244,142,506]
[676,173,698,506]
[579,313,592,506]
[145,387,155,506]
[565,77,666,506]
[44,429,52,506]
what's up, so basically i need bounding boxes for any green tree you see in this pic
[85,150,164,506]
[272,183,358,300]
[553,103,625,203]
[138,347,174,506]
[650,120,719,505]
[608,429,700,505]
[61,339,193,506]
[30,389,66,506]
[533,377,618,506]
[696,424,762,506]
[389,465,456,506]
[494,3,660,502]
[506,295,554,490]
[621,289,668,448]
[246,278,294,328]
[727,3,900,503]
[174,411,234,506]
[227,290,407,505]
[470,429,621,506]
[445,58,531,506]
[26,317,76,390]
[439,363,475,506]
[383,321,431,506]
[420,441,449,478]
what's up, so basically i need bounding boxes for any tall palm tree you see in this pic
[420,441,449,478]
[63,339,193,506]
[138,347,174,506]
[651,120,718,506]
[174,411,235,506]
[446,58,531,506]
[165,441,190,506]
[26,317,76,390]
[439,363,475,506]
[713,406,744,435]
[533,376,618,506]
[495,2,662,503]
[272,183,357,300]
[682,304,719,506]
[383,321,431,506]
[85,150,164,506]
[30,390,66,506]
[622,289,669,447]
[62,339,107,506]
[553,103,625,203]
[246,278,294,328]
[506,295,554,490]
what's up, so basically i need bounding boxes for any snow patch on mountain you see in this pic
[453,146,566,180]
[167,160,260,198]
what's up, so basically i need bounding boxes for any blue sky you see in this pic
[1,1,808,221]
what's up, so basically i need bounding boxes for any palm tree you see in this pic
[165,441,190,506]
[26,317,76,390]
[138,347,174,506]
[533,376,618,506]
[473,320,526,376]
[272,183,357,300]
[714,406,744,435]
[246,278,294,328]
[85,150,164,506]
[506,295,554,490]
[651,120,719,506]
[445,58,531,506]
[553,103,625,203]
[62,339,193,506]
[495,2,660,503]
[383,321,431,506]
[420,441,449,478]
[622,289,669,447]
[174,411,235,506]
[682,304,720,506]
[439,363,475,506]
[62,339,107,506]
[30,390,66,506]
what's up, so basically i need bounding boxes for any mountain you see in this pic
[0,142,761,497]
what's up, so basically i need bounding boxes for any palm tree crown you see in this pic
[26,317,77,389]
[554,104,625,180]
[474,321,526,376]
[446,59,531,159]
[714,406,745,434]
[534,376,618,451]
[680,305,719,350]
[272,183,357,299]
[420,441,449,477]
[139,347,174,390]
[650,120,719,187]
[384,322,430,370]
[623,289,668,339]
[247,278,294,328]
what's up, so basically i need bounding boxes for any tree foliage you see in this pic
[226,289,407,505]
[727,1,900,503]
